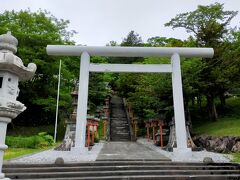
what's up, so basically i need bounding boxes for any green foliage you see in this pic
[231,153,240,163]
[2,4,240,137]
[94,135,100,143]
[6,132,54,149]
[165,3,239,121]
[165,3,237,46]
[193,117,240,136]
[7,125,55,136]
[137,127,146,137]
[56,119,66,141]
[108,31,143,64]
[121,30,143,47]
[1,10,110,128]
[192,97,240,136]
[88,56,114,112]
[38,132,54,144]
[146,36,185,47]
[97,120,105,140]
[0,9,78,126]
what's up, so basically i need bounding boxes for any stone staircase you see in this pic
[3,160,240,179]
[110,96,131,141]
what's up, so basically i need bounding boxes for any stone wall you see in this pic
[193,135,240,153]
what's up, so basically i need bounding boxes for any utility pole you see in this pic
[54,59,61,143]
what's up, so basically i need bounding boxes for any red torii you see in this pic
[86,117,99,149]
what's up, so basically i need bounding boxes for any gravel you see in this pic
[137,138,232,163]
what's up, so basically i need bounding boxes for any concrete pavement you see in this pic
[97,141,170,161]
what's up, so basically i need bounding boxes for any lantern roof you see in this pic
[0,31,18,53]
[0,32,36,81]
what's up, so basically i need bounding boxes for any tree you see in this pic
[121,30,143,47]
[165,3,238,121]
[107,31,144,94]
[0,10,78,126]
[127,57,173,120]
[107,31,143,64]
[146,36,184,47]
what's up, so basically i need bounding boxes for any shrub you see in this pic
[38,132,54,145]
[137,128,146,137]
[6,133,54,149]
[94,133,100,143]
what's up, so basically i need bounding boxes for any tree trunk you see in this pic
[197,95,202,113]
[219,92,226,108]
[191,97,195,106]
[186,107,193,133]
[184,99,193,132]
[207,94,218,121]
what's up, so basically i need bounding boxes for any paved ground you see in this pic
[97,141,170,161]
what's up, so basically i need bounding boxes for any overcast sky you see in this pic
[1,0,240,45]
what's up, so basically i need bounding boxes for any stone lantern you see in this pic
[0,32,36,180]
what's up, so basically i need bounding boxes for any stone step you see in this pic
[111,137,131,141]
[110,97,131,141]
[111,118,128,121]
[109,96,131,141]
[11,175,240,180]
[111,122,128,124]
[111,123,128,125]
[111,118,127,120]
[5,161,238,168]
[111,134,130,138]
[114,131,129,134]
[114,127,129,129]
[111,139,130,141]
[111,123,129,126]
[111,127,129,130]
[5,169,240,179]
[111,135,130,138]
[3,165,239,173]
[115,126,127,129]
[111,134,130,137]
[111,134,130,136]
[111,131,129,134]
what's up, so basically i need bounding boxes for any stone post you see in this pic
[74,52,90,152]
[171,53,191,154]
[0,32,36,179]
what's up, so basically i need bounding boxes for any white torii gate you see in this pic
[47,45,213,154]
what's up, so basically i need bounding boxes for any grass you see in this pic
[4,142,61,160]
[232,153,240,163]
[4,129,58,160]
[192,96,240,136]
[191,96,240,163]
[193,117,240,136]
[4,147,48,160]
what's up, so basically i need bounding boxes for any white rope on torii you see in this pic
[47,45,213,155]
